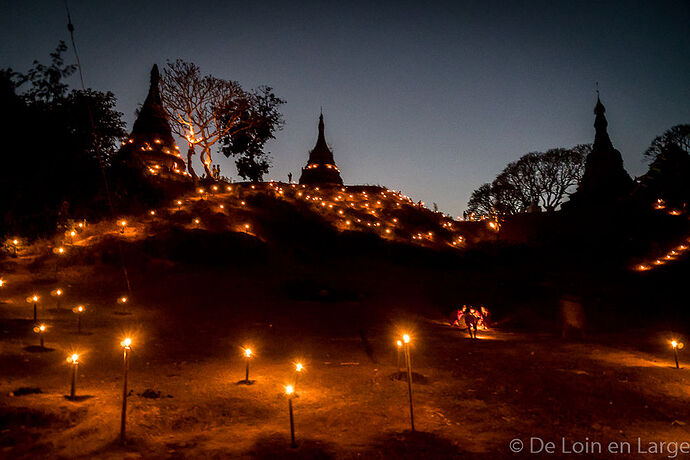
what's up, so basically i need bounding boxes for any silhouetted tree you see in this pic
[220,86,284,182]
[643,124,690,163]
[160,60,284,181]
[466,145,588,219]
[0,43,126,237]
[635,125,690,208]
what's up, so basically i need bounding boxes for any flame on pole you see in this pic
[671,340,684,369]
[33,324,47,349]
[27,294,39,324]
[294,362,304,391]
[285,385,297,448]
[243,348,253,383]
[120,337,132,445]
[73,305,85,333]
[67,353,79,400]
[402,333,415,431]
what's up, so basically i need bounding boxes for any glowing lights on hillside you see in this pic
[635,235,690,272]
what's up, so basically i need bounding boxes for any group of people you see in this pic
[449,305,491,339]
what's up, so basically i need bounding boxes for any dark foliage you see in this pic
[220,86,285,182]
[634,125,690,208]
[0,43,127,238]
[643,124,690,163]
[467,145,588,220]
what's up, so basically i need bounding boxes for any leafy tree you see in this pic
[643,124,690,163]
[0,43,126,237]
[15,41,76,104]
[635,125,690,207]
[220,86,284,182]
[160,60,284,181]
[466,145,588,220]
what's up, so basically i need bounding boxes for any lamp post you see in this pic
[285,385,297,448]
[73,305,85,333]
[117,296,128,314]
[54,247,65,278]
[67,353,79,400]
[396,340,403,373]
[402,334,415,431]
[294,363,304,391]
[34,324,47,350]
[671,340,682,369]
[51,288,63,311]
[27,295,39,324]
[120,337,132,445]
[243,348,253,383]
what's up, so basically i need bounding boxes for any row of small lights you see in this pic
[636,199,690,271]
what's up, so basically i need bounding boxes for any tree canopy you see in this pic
[160,60,284,181]
[0,42,126,237]
[466,145,589,220]
[643,124,690,163]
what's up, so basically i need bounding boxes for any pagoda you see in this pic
[118,65,187,178]
[299,113,343,186]
[567,95,633,207]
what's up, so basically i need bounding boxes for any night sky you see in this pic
[2,1,688,216]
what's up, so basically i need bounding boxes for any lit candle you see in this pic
[243,348,253,383]
[67,353,79,400]
[33,324,47,349]
[51,288,63,310]
[671,340,683,369]
[401,333,415,431]
[73,305,85,333]
[294,362,304,390]
[285,385,297,448]
[28,294,40,323]
[120,337,132,445]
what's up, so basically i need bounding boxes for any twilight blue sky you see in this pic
[2,0,689,216]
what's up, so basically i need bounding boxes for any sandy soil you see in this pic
[2,273,690,459]
[2,189,690,459]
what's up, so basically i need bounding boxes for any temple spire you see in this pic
[565,94,633,208]
[317,112,325,142]
[298,111,343,185]
[593,93,613,151]
[144,64,162,106]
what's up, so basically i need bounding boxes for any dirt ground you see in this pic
[2,199,690,459]
[2,265,690,459]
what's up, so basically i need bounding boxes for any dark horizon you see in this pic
[2,0,688,216]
